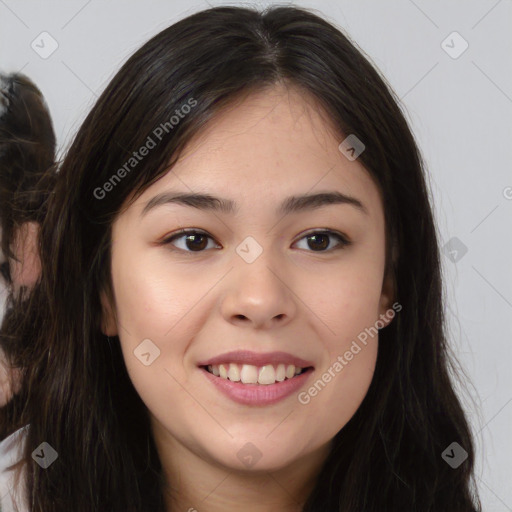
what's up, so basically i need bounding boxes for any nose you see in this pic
[220,248,297,329]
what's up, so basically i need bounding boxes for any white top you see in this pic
[0,425,29,512]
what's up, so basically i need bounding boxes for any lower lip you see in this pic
[199,366,314,406]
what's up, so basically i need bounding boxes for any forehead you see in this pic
[128,84,384,224]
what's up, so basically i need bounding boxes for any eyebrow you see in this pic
[141,190,368,217]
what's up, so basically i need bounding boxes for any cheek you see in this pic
[109,247,208,400]
[111,246,198,339]
[303,341,378,437]
[301,284,380,433]
[311,250,385,347]
[300,259,383,425]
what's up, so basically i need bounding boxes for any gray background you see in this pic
[1,0,511,509]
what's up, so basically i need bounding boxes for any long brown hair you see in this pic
[0,73,56,440]
[0,72,56,264]
[0,6,481,511]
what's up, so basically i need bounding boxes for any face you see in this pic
[9,221,41,297]
[102,84,394,473]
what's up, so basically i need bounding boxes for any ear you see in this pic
[377,267,396,329]
[100,289,118,336]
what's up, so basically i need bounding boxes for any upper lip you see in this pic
[197,350,314,369]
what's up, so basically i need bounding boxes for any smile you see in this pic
[200,365,314,406]
[202,362,309,385]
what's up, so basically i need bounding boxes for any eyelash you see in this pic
[161,228,351,254]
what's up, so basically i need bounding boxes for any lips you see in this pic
[196,350,315,369]
[200,365,314,406]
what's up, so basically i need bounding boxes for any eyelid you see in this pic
[295,228,351,246]
[161,228,351,253]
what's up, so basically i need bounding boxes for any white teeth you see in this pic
[206,363,305,385]
[276,364,286,382]
[240,364,258,384]
[258,365,276,385]
[228,363,240,382]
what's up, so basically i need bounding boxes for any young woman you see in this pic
[0,72,56,411]
[0,5,481,511]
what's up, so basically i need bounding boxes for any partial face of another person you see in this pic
[0,221,39,405]
[0,226,7,404]
[101,84,394,473]
[0,226,7,323]
[10,221,41,297]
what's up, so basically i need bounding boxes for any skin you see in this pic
[11,221,42,297]
[0,345,12,407]
[101,83,395,511]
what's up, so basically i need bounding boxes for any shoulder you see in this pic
[0,424,30,512]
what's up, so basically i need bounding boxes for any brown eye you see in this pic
[162,230,218,253]
[162,229,351,255]
[294,230,351,252]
